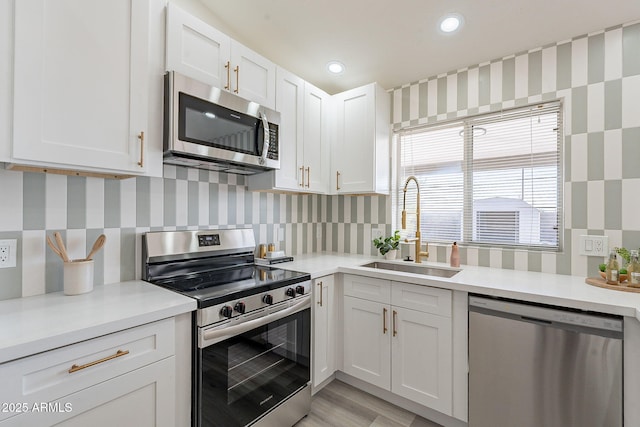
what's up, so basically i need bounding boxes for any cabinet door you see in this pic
[391,307,452,415]
[313,275,335,386]
[166,2,231,89]
[0,357,175,427]
[13,0,149,173]
[303,82,329,193]
[0,0,12,161]
[343,296,391,390]
[334,84,375,193]
[230,40,276,109]
[274,67,304,190]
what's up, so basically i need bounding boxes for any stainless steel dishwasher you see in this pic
[469,295,623,427]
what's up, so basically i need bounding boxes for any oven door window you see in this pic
[198,308,310,427]
[179,92,263,156]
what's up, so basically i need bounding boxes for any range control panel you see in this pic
[198,234,221,247]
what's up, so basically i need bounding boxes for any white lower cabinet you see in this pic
[343,295,391,389]
[342,274,453,416]
[313,275,336,386]
[0,318,177,426]
[391,305,452,414]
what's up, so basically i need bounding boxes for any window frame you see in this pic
[393,100,564,252]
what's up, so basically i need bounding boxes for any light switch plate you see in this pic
[579,235,608,257]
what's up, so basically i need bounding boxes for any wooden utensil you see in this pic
[46,235,65,262]
[85,234,106,260]
[54,231,70,262]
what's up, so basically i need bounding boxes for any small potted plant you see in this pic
[373,230,401,260]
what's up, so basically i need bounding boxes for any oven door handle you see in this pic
[200,296,310,347]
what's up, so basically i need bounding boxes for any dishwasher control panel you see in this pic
[469,295,623,333]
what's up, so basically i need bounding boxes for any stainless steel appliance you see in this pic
[142,229,311,427]
[469,295,623,427]
[163,71,280,175]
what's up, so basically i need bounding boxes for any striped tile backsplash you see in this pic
[0,164,390,300]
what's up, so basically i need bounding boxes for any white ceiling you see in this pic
[199,0,640,94]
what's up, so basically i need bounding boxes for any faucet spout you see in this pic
[401,176,429,263]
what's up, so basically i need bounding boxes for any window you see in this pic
[396,101,562,250]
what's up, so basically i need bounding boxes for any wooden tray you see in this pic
[585,276,640,293]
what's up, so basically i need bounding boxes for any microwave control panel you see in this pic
[266,124,279,160]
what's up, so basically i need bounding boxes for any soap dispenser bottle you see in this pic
[450,242,460,268]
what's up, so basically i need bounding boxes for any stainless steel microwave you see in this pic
[163,71,280,175]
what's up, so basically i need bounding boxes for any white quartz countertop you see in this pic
[0,281,196,364]
[282,252,640,321]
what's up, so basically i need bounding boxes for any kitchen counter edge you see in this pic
[281,252,640,322]
[0,280,196,364]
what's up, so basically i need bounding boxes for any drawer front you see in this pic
[0,356,175,427]
[0,318,175,420]
[343,274,390,304]
[391,282,452,317]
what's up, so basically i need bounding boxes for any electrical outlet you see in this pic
[579,235,609,257]
[0,239,17,268]
[372,227,384,240]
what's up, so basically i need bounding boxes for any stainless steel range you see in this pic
[142,229,311,427]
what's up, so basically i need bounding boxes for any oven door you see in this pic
[196,299,310,427]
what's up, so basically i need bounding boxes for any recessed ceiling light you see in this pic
[326,61,345,75]
[439,14,464,33]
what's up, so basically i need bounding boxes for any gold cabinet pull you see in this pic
[393,310,398,337]
[317,281,323,306]
[336,171,341,191]
[68,349,129,374]
[383,307,388,334]
[306,167,310,188]
[137,131,144,167]
[233,65,239,93]
[299,166,305,187]
[224,61,230,90]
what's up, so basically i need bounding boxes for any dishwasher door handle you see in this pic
[520,315,552,325]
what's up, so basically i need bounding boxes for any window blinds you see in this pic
[397,101,562,249]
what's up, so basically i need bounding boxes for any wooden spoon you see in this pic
[54,231,70,262]
[86,234,106,260]
[46,235,65,262]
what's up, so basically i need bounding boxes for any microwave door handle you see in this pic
[259,112,270,165]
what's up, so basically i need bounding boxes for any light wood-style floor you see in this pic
[295,380,444,427]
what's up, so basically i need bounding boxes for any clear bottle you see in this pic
[628,250,640,288]
[606,250,620,285]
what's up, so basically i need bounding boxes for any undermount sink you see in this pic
[360,261,461,278]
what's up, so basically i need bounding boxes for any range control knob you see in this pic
[295,285,305,295]
[285,288,296,297]
[262,294,274,305]
[220,306,233,318]
[234,302,246,314]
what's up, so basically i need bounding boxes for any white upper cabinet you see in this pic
[303,81,330,193]
[230,40,276,110]
[166,2,230,90]
[0,0,12,162]
[333,82,390,195]
[165,3,275,109]
[12,0,151,175]
[247,67,329,193]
